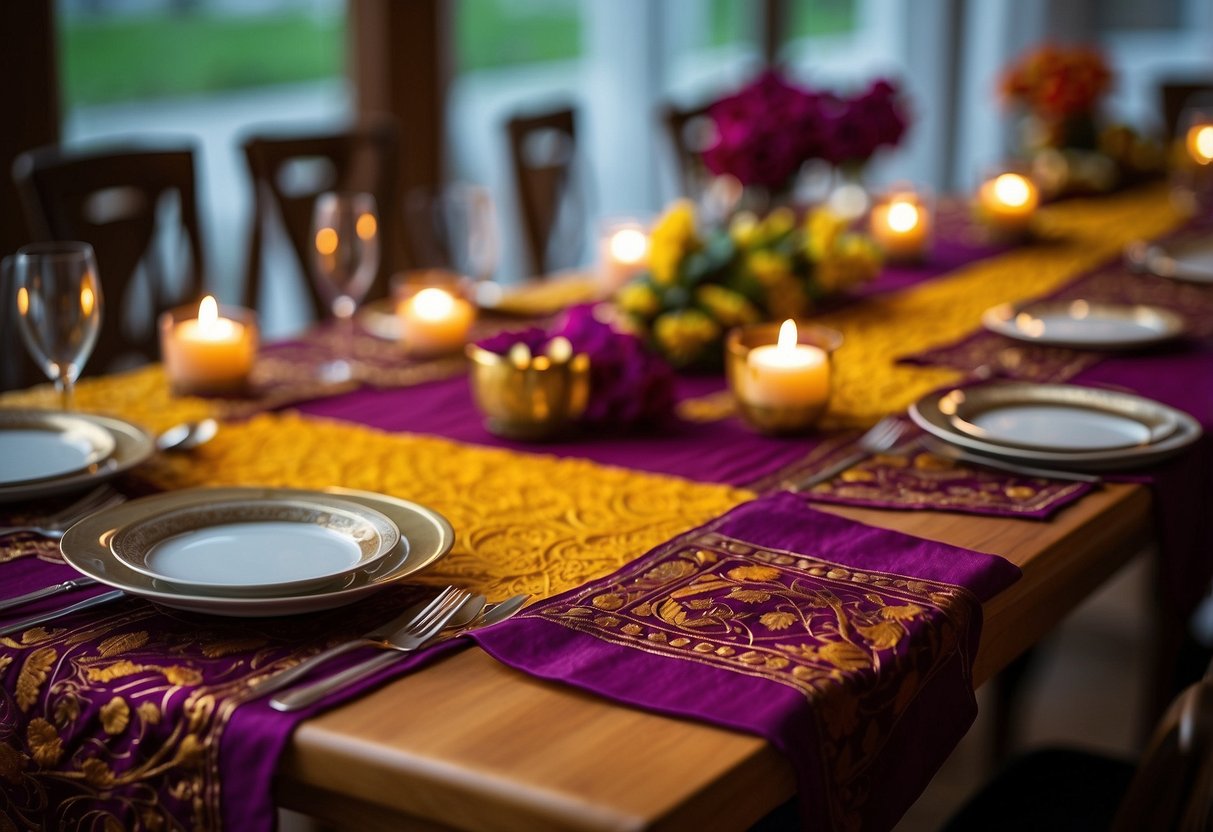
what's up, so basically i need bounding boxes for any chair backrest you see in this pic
[1159,80,1213,141]
[11,143,205,373]
[241,118,399,319]
[660,100,714,200]
[1111,672,1213,831]
[504,105,583,277]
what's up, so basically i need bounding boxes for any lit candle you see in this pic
[398,287,475,355]
[598,222,649,292]
[869,191,932,261]
[161,296,257,396]
[1186,123,1213,166]
[976,172,1040,238]
[743,320,830,409]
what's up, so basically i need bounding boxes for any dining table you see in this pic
[2,181,1212,832]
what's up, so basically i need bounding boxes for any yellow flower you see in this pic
[616,282,661,318]
[816,233,882,292]
[728,211,760,248]
[804,208,849,261]
[648,199,701,285]
[747,249,792,286]
[695,285,760,327]
[653,310,721,366]
[758,206,796,241]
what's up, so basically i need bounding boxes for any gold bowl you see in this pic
[466,340,591,440]
[725,321,843,435]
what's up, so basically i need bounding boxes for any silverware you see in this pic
[0,577,101,613]
[0,485,125,540]
[269,592,505,712]
[156,418,219,453]
[922,439,1102,484]
[0,589,126,636]
[246,586,462,698]
[785,417,908,492]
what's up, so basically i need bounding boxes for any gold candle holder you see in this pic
[466,337,591,440]
[726,320,843,435]
[869,186,934,263]
[973,164,1040,242]
[159,297,258,397]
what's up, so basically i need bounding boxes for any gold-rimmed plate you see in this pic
[910,382,1201,470]
[108,495,401,597]
[60,486,454,616]
[1128,237,1213,284]
[0,410,117,486]
[0,410,154,503]
[982,299,1185,350]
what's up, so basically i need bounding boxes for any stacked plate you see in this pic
[1128,237,1213,284]
[982,299,1185,350]
[0,409,155,503]
[59,486,455,616]
[910,382,1202,472]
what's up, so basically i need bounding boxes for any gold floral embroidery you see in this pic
[97,632,149,658]
[26,719,62,766]
[100,698,130,735]
[86,660,144,683]
[0,743,25,784]
[16,647,56,711]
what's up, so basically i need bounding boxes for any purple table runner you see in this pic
[472,493,1021,831]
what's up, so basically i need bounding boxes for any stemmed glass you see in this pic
[405,183,500,305]
[310,191,380,381]
[7,241,103,410]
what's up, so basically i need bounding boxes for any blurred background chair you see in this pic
[504,104,585,277]
[11,142,205,375]
[1159,79,1213,140]
[660,100,714,201]
[241,117,398,322]
[942,667,1213,832]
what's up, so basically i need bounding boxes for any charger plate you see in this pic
[60,486,454,616]
[108,496,401,597]
[982,299,1185,350]
[0,410,117,486]
[0,410,154,503]
[1132,237,1213,284]
[910,382,1201,470]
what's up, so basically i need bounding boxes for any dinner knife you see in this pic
[0,577,101,614]
[0,590,126,637]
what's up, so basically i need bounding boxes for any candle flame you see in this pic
[412,287,455,321]
[992,174,1032,207]
[608,228,648,264]
[198,295,219,328]
[315,227,338,255]
[777,319,798,351]
[1188,125,1213,165]
[356,212,378,240]
[16,286,28,315]
[887,201,920,233]
[80,280,96,316]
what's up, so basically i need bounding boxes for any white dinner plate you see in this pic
[60,486,455,616]
[982,299,1185,350]
[0,410,155,503]
[0,410,117,486]
[1130,237,1213,284]
[910,382,1202,470]
[108,496,401,597]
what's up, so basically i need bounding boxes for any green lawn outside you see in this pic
[456,0,581,72]
[60,12,345,109]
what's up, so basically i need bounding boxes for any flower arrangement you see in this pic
[476,305,675,429]
[701,71,909,193]
[616,201,881,369]
[999,44,1162,195]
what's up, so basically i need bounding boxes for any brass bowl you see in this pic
[466,343,591,440]
[725,321,843,435]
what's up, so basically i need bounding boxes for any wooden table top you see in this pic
[275,481,1153,832]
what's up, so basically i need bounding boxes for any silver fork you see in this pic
[246,586,462,699]
[785,416,908,492]
[0,486,126,540]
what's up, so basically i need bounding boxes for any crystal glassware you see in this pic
[7,241,103,410]
[311,191,380,381]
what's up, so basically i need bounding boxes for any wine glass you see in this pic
[310,191,380,381]
[7,241,103,410]
[405,183,500,305]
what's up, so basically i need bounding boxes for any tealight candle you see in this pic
[1186,122,1213,166]
[160,296,258,396]
[397,287,475,355]
[744,320,830,408]
[869,190,933,261]
[598,220,650,293]
[975,171,1039,238]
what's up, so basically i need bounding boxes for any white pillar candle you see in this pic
[162,296,257,396]
[744,320,830,408]
[870,192,932,260]
[976,172,1039,237]
[598,222,650,293]
[398,287,475,355]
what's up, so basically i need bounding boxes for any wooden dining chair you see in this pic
[11,142,206,373]
[942,667,1213,831]
[241,117,399,319]
[1159,80,1213,140]
[504,104,585,277]
[660,100,714,200]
